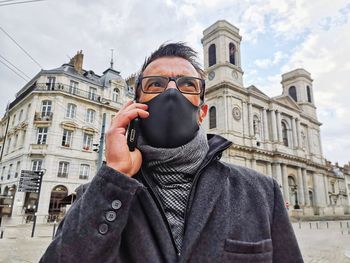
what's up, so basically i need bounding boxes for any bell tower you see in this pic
[201,20,244,89]
[281,68,317,120]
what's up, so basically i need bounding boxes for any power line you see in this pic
[0,53,31,79]
[0,58,29,82]
[0,0,46,7]
[0,26,42,69]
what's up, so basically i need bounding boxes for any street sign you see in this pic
[18,170,43,193]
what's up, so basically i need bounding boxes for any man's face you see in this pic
[138,56,208,124]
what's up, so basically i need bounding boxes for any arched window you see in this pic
[288,86,297,102]
[49,185,68,222]
[307,86,312,103]
[229,43,236,65]
[66,103,77,118]
[282,121,289,146]
[208,44,216,67]
[209,106,217,129]
[113,88,120,102]
[288,176,298,207]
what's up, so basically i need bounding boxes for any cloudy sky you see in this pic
[0,0,349,165]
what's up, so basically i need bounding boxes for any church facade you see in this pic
[200,20,349,216]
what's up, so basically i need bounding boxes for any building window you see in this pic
[229,42,236,65]
[22,130,26,145]
[88,87,97,101]
[19,109,23,122]
[209,106,217,129]
[12,114,16,126]
[32,160,42,171]
[288,86,297,102]
[47,76,56,90]
[113,88,120,102]
[86,109,95,123]
[6,138,11,153]
[79,164,90,180]
[307,86,312,103]
[62,129,73,147]
[14,133,18,149]
[41,100,52,117]
[66,103,77,118]
[208,44,216,67]
[37,127,48,144]
[281,122,289,147]
[8,164,13,180]
[69,80,78,94]
[1,166,5,181]
[15,161,20,178]
[57,161,69,178]
[83,133,93,151]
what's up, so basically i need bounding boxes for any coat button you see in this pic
[111,199,122,210]
[98,223,108,235]
[105,211,117,222]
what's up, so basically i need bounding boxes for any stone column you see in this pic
[266,162,272,177]
[312,173,318,207]
[302,169,310,206]
[248,103,253,137]
[270,110,278,142]
[297,167,305,205]
[296,118,302,148]
[323,174,330,205]
[251,158,256,170]
[273,163,282,186]
[263,108,269,141]
[292,117,298,148]
[242,102,248,137]
[281,164,290,202]
[276,111,282,143]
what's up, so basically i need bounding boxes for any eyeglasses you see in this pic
[138,76,205,96]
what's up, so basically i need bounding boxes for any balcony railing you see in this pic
[34,112,53,122]
[36,83,105,103]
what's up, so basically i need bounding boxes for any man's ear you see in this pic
[198,103,208,124]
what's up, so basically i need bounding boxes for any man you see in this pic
[40,43,303,263]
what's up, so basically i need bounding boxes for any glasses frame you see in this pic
[138,75,205,97]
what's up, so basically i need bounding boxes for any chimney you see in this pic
[69,50,84,74]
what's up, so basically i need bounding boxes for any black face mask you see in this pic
[140,88,200,148]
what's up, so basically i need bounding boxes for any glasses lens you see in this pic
[141,76,168,93]
[177,77,201,94]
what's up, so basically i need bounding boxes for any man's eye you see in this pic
[149,82,162,87]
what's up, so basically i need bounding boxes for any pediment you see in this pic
[273,95,301,111]
[247,85,270,99]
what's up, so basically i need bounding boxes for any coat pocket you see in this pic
[224,238,272,254]
[222,239,273,263]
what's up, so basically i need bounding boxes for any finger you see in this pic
[123,102,148,112]
[120,100,133,111]
[112,109,149,130]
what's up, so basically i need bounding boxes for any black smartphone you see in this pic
[127,117,140,152]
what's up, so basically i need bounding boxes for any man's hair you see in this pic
[135,42,206,101]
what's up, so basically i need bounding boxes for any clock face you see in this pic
[208,71,215,81]
[232,70,238,79]
[232,106,241,120]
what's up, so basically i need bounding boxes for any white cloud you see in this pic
[254,51,285,69]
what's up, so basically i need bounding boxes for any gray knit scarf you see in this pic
[138,126,209,253]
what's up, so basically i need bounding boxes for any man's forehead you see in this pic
[143,56,199,77]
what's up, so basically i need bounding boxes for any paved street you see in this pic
[0,221,349,262]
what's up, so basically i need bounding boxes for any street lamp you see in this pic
[291,184,300,209]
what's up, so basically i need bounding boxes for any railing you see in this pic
[36,83,106,103]
[34,112,53,122]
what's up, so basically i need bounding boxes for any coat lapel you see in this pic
[181,164,229,259]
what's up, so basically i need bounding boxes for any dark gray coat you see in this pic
[40,134,303,263]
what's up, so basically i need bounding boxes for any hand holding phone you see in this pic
[127,117,140,152]
[105,101,149,177]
